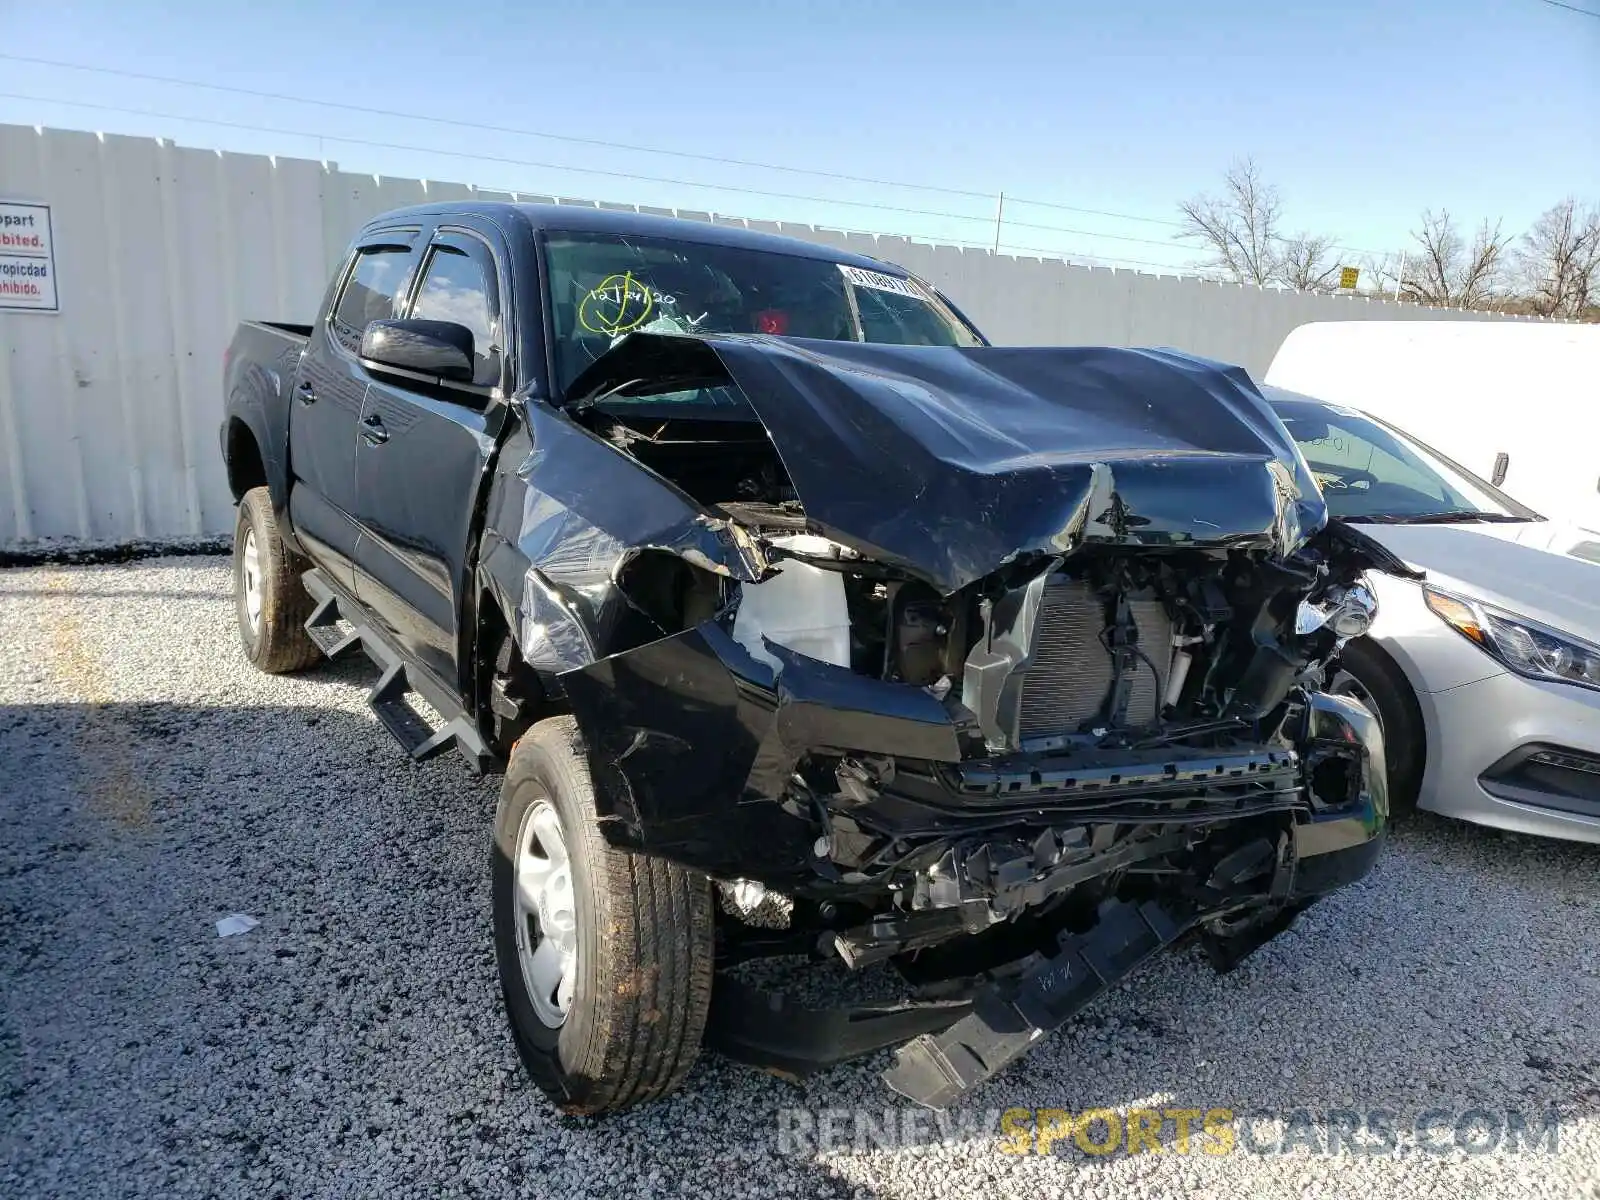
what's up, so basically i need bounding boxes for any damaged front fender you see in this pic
[560,622,974,882]
[478,403,770,677]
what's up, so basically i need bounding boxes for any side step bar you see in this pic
[882,900,1188,1109]
[301,569,498,776]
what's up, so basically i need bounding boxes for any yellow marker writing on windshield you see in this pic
[578,271,654,336]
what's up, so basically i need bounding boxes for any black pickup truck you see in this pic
[222,204,1404,1114]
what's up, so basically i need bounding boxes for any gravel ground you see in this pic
[2,556,1598,1199]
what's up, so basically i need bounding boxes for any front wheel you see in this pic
[492,717,714,1115]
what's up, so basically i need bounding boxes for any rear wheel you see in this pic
[492,716,714,1114]
[1328,638,1424,816]
[233,487,320,674]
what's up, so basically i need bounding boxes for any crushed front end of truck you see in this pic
[535,333,1409,1106]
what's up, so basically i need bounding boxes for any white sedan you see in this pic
[1267,387,1600,843]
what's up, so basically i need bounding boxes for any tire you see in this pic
[492,716,714,1115]
[232,486,320,674]
[1329,638,1425,816]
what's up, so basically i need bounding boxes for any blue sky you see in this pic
[2,0,1596,274]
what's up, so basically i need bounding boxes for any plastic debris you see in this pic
[215,913,259,937]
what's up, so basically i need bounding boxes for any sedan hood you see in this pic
[1356,520,1600,637]
[569,333,1328,594]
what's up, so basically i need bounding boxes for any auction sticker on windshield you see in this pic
[839,264,929,299]
[0,201,58,313]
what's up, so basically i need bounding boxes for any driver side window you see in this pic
[408,245,499,388]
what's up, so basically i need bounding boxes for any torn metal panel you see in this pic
[559,621,804,880]
[517,568,599,674]
[767,642,970,762]
[560,621,973,881]
[515,400,765,584]
[568,333,1330,594]
[500,400,768,674]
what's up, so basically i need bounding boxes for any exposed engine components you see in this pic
[891,594,949,686]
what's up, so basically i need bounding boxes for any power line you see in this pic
[0,87,1364,279]
[0,90,1216,268]
[0,88,1395,262]
[999,215,1188,249]
[0,56,1411,256]
[1533,0,1600,16]
[0,81,1395,263]
[0,52,1185,229]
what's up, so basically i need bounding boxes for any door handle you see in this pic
[295,380,317,405]
[361,412,390,445]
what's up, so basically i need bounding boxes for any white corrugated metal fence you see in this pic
[0,123,1526,544]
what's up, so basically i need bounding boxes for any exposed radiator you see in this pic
[1016,581,1173,740]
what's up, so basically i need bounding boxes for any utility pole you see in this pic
[1392,252,1406,301]
[993,191,1005,255]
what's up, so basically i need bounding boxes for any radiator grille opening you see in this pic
[1016,581,1173,740]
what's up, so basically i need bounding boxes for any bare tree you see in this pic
[1358,251,1406,299]
[1514,199,1600,318]
[1279,232,1343,292]
[1400,210,1511,308]
[1178,158,1284,285]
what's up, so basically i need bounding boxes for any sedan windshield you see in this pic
[1271,397,1541,524]
[543,231,981,399]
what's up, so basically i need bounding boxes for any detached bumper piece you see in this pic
[882,900,1186,1109]
[705,976,973,1080]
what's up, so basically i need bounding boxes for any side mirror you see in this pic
[360,319,474,384]
[1491,452,1510,488]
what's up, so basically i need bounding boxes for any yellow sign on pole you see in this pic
[1338,266,1360,290]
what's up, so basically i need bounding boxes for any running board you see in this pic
[304,591,362,659]
[301,569,498,776]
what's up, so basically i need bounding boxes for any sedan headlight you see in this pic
[1423,585,1600,692]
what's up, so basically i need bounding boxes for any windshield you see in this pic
[543,231,981,398]
[1271,397,1540,524]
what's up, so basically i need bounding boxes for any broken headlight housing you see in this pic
[1424,585,1600,692]
[1296,578,1378,640]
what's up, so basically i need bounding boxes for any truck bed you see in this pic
[258,320,314,339]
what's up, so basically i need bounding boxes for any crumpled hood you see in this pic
[569,333,1329,594]
[1357,520,1600,638]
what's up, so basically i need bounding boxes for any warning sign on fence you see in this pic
[0,201,59,313]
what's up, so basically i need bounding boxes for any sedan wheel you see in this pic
[1325,640,1424,815]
